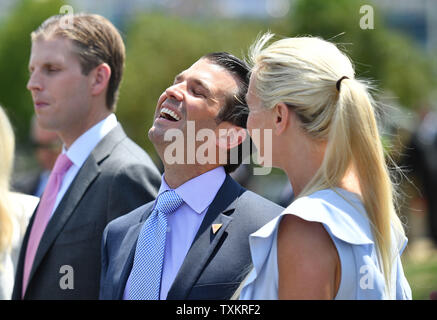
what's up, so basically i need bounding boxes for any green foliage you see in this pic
[0,0,65,142]
[403,251,437,300]
[288,0,437,109]
[117,13,271,161]
[2,0,434,161]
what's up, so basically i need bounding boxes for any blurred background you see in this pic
[0,0,436,299]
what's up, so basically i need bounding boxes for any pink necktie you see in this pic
[22,153,73,297]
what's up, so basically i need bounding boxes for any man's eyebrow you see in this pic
[29,61,62,70]
[192,78,212,94]
[173,72,184,82]
[173,73,212,94]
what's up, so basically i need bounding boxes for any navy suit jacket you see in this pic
[100,174,283,300]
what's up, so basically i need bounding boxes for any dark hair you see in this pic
[201,52,251,174]
[31,13,125,111]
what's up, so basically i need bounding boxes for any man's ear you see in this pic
[273,102,290,136]
[90,63,111,96]
[216,122,247,150]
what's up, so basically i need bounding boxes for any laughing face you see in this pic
[148,58,239,159]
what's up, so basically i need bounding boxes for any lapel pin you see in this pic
[212,223,222,234]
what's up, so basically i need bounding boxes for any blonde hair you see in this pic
[31,13,126,111]
[248,33,405,294]
[0,106,15,253]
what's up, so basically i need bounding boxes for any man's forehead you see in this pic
[180,59,219,77]
[29,36,76,64]
[182,59,238,92]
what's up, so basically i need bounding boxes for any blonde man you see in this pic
[12,14,161,300]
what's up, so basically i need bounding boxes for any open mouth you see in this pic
[159,107,181,122]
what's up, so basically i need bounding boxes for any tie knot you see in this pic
[52,154,73,176]
[154,190,184,215]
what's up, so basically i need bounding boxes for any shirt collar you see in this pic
[158,166,226,214]
[62,113,118,167]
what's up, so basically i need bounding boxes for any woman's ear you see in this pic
[216,122,247,150]
[90,63,111,96]
[273,102,289,135]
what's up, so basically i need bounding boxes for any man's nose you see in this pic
[27,71,43,92]
[165,83,184,101]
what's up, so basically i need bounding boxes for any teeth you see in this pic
[160,107,181,121]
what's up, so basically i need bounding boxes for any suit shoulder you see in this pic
[106,201,153,232]
[232,190,283,228]
[114,137,156,165]
[239,190,283,213]
[100,137,161,179]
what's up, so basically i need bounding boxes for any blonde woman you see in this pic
[239,34,411,299]
[0,106,39,299]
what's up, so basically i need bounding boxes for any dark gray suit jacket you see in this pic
[99,175,283,300]
[12,124,161,300]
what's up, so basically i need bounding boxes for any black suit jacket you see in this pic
[12,124,161,300]
[100,175,283,300]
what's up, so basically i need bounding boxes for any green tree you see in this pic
[288,0,436,109]
[0,0,65,142]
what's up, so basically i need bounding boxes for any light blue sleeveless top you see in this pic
[239,188,412,300]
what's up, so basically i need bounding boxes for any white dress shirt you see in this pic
[49,113,118,218]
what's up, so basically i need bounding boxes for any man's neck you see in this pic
[61,110,112,149]
[163,164,222,189]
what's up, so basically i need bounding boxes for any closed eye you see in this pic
[46,67,60,73]
[191,81,211,99]
[42,63,62,74]
[192,88,206,98]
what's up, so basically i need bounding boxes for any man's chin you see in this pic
[35,117,59,133]
[148,127,168,149]
[147,126,159,144]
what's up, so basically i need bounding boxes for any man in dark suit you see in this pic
[100,52,283,300]
[12,14,161,300]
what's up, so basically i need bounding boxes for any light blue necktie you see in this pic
[127,190,184,300]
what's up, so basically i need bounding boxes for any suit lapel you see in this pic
[28,156,100,285]
[115,204,155,299]
[26,124,127,290]
[166,175,244,299]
